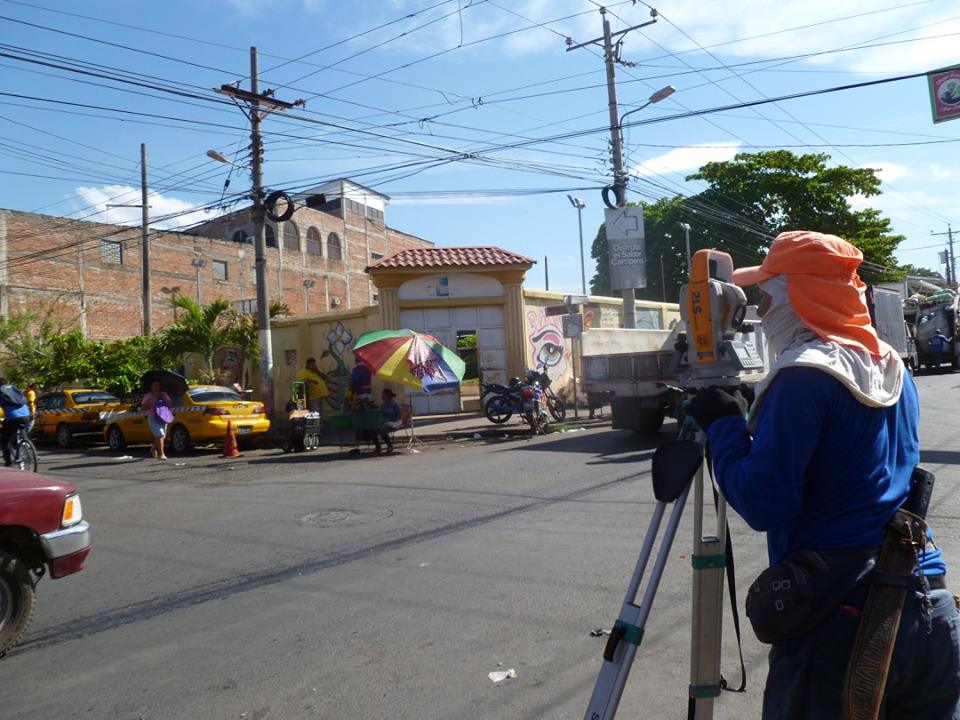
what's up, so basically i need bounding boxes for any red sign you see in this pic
[928,65,960,124]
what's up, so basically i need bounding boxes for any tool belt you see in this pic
[842,508,928,720]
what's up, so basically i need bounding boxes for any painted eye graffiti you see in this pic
[531,326,564,369]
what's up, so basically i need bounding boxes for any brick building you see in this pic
[0,179,432,340]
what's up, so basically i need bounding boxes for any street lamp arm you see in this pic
[618,100,652,130]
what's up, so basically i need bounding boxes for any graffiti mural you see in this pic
[527,309,568,375]
[320,321,353,409]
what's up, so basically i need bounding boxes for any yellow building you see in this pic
[269,245,678,416]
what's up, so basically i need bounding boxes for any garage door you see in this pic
[398,306,506,415]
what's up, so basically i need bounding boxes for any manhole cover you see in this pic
[299,508,393,527]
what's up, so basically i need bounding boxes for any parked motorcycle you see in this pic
[526,366,566,422]
[482,377,523,424]
[520,377,549,435]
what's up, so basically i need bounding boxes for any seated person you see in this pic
[376,388,403,453]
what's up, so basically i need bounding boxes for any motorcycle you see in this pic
[526,366,566,422]
[482,377,524,424]
[521,377,549,435]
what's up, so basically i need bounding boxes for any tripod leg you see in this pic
[583,481,693,720]
[688,461,727,719]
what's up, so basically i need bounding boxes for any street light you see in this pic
[618,85,675,131]
[567,195,587,296]
[207,148,273,418]
[191,257,207,304]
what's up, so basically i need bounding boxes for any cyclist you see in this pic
[0,378,31,467]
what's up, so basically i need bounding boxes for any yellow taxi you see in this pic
[102,385,270,454]
[34,388,126,447]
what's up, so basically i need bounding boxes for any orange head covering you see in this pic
[732,231,890,357]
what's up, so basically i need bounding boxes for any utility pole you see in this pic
[216,47,303,419]
[931,224,956,285]
[678,222,692,274]
[140,143,151,335]
[567,7,658,329]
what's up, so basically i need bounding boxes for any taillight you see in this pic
[204,407,228,416]
[521,388,534,399]
[252,405,266,414]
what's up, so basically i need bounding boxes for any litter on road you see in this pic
[488,669,518,683]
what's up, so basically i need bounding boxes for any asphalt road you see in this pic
[3,371,959,720]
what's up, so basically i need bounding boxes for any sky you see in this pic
[2,0,959,296]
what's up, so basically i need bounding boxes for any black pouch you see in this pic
[746,548,876,645]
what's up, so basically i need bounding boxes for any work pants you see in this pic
[1,416,28,466]
[763,586,960,719]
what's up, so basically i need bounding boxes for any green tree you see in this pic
[590,151,906,301]
[897,264,943,280]
[155,294,289,382]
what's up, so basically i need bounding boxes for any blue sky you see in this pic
[2,0,959,295]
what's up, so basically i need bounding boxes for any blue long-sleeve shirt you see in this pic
[708,367,944,575]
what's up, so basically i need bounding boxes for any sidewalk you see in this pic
[410,409,610,441]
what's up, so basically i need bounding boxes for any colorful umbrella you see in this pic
[352,329,466,393]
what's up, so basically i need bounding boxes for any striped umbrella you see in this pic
[352,329,466,393]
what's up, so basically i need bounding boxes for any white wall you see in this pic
[398,272,503,301]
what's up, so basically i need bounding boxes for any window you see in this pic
[188,387,243,403]
[213,259,228,281]
[370,252,384,262]
[233,298,256,315]
[327,232,343,262]
[265,225,277,248]
[231,229,252,244]
[283,222,300,252]
[101,239,123,264]
[70,391,119,405]
[306,227,322,256]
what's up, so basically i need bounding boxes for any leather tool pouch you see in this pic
[746,548,876,645]
[843,509,927,720]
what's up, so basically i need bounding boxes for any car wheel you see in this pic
[169,424,192,455]
[0,552,37,657]
[107,425,126,451]
[56,423,73,448]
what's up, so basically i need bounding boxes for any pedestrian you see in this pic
[24,382,38,435]
[929,329,951,372]
[687,231,959,719]
[296,357,329,412]
[0,378,31,467]
[375,388,402,454]
[141,380,173,460]
[351,358,373,400]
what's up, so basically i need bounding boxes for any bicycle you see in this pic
[2,421,38,473]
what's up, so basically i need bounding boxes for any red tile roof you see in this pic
[367,246,536,271]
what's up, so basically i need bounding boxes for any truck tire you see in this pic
[0,552,36,657]
[633,409,665,435]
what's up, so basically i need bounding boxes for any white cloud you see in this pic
[72,185,220,230]
[631,141,741,178]
[929,163,955,179]
[862,161,910,183]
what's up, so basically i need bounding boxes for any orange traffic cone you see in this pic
[222,420,241,458]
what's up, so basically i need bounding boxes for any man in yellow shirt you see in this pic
[25,382,38,434]
[297,357,329,412]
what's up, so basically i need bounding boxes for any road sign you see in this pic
[605,206,647,290]
[545,304,581,317]
[562,314,583,339]
[929,65,960,124]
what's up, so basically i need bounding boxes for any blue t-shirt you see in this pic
[708,367,944,575]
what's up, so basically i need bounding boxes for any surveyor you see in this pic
[687,231,960,719]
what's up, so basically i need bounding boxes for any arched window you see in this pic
[283,222,300,252]
[327,232,343,262]
[265,225,277,248]
[306,227,322,256]
[231,229,252,244]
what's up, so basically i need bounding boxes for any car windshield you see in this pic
[71,391,119,405]
[188,387,243,403]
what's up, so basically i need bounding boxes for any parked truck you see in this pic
[913,292,959,372]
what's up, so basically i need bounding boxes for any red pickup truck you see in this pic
[0,469,91,656]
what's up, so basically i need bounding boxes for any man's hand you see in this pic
[687,387,747,431]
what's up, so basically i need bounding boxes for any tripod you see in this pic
[582,433,731,720]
